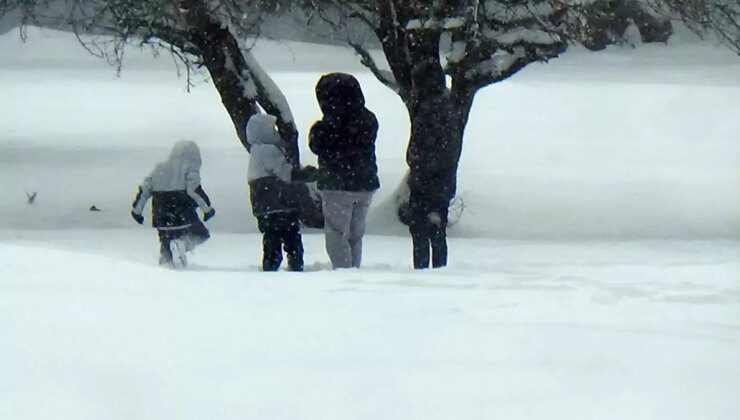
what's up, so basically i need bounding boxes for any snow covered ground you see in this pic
[1,231,739,420]
[1,27,739,419]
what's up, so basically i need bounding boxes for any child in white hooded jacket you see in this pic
[131,140,215,268]
[247,114,316,271]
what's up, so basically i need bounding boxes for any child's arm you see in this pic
[193,185,216,221]
[195,185,211,207]
[131,176,153,216]
[291,165,319,183]
[185,171,213,214]
[308,122,327,156]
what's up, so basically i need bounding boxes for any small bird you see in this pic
[26,191,37,205]
[89,205,101,212]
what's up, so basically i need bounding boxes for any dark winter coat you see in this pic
[309,73,380,192]
[247,114,313,217]
[132,141,213,229]
[249,177,300,217]
[407,90,459,207]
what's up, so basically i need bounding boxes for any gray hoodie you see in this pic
[247,114,293,183]
[133,140,212,216]
[246,114,305,217]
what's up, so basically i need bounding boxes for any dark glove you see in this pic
[203,208,216,222]
[131,211,144,225]
[300,165,319,182]
[291,165,318,183]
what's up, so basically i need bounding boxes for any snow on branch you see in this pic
[238,39,295,124]
[405,17,466,30]
[223,48,258,99]
[466,47,528,81]
[657,0,739,55]
[483,0,559,22]
[483,27,561,45]
[461,36,563,87]
[445,40,469,64]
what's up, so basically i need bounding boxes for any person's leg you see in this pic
[158,229,173,265]
[258,215,283,271]
[409,219,431,269]
[167,228,189,268]
[348,192,373,268]
[280,213,304,272]
[408,197,433,269]
[321,191,354,269]
[182,218,210,251]
[430,227,448,268]
[430,204,449,268]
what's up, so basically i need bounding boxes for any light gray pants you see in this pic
[321,190,373,269]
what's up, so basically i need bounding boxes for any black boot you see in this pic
[158,230,173,265]
[262,233,283,271]
[284,224,304,272]
[430,225,448,268]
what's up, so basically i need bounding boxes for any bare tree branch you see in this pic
[659,0,738,54]
[348,40,399,92]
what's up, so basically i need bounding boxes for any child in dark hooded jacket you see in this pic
[309,73,379,269]
[131,140,215,268]
[247,114,317,272]
[406,61,459,269]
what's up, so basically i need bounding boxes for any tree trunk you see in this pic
[397,87,474,226]
[168,1,323,228]
[177,0,299,161]
[449,83,477,161]
[388,30,474,224]
[188,29,260,151]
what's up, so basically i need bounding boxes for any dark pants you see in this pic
[408,201,449,269]
[157,219,210,264]
[257,212,304,272]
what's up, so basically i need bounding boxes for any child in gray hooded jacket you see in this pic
[247,114,317,272]
[131,140,215,268]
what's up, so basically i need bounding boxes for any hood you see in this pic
[315,73,365,117]
[246,114,283,146]
[167,140,201,171]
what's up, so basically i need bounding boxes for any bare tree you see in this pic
[656,0,739,54]
[20,0,297,158]
[0,0,18,16]
[12,1,681,227]
[1,1,32,33]
[289,0,673,220]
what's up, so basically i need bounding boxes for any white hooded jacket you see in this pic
[133,140,212,217]
[246,114,293,183]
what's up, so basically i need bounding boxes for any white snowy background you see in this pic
[1,27,739,420]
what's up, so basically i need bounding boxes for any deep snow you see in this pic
[1,27,740,420]
[2,231,739,420]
